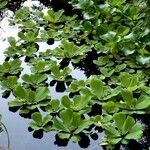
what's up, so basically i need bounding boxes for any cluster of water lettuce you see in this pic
[0,0,150,149]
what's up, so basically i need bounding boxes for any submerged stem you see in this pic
[0,122,10,150]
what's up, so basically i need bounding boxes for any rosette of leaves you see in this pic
[21,73,48,89]
[93,55,127,79]
[8,85,50,116]
[12,6,30,22]
[0,59,22,78]
[30,59,53,74]
[28,112,53,139]
[88,76,110,101]
[119,90,150,114]
[120,72,145,91]
[4,37,21,58]
[101,113,143,147]
[43,9,65,24]
[0,76,18,98]
[61,90,92,115]
[49,61,73,92]
[52,40,87,63]
[18,28,39,43]
[53,108,92,142]
[44,99,61,115]
[67,79,86,94]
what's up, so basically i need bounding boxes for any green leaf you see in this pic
[121,90,133,105]
[115,64,127,72]
[72,113,82,128]
[61,96,71,108]
[35,87,49,102]
[114,113,126,131]
[90,78,105,98]
[31,112,42,125]
[29,122,40,130]
[102,101,117,113]
[122,116,135,134]
[135,97,150,109]
[13,85,27,99]
[103,124,120,137]
[50,65,61,78]
[50,99,60,111]
[73,94,91,110]
[53,118,69,132]
[125,124,143,140]
[117,26,130,36]
[109,138,122,145]
[55,10,64,22]
[8,100,24,107]
[43,115,52,126]
[71,135,81,142]
[120,73,131,88]
[74,119,91,134]
[60,109,73,127]
[8,37,16,47]
[57,132,70,139]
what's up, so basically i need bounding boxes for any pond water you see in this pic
[0,1,103,149]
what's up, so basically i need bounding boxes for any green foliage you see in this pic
[22,73,48,87]
[0,0,150,149]
[0,59,22,77]
[29,112,53,132]
[43,9,64,23]
[102,113,143,145]
[8,85,50,115]
[53,108,92,142]
[0,0,8,11]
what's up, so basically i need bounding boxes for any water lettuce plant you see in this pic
[102,113,143,146]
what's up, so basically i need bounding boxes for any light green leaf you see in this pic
[57,132,70,139]
[114,113,126,131]
[31,112,42,125]
[60,109,73,127]
[35,87,49,102]
[61,96,71,108]
[90,78,105,98]
[53,118,69,132]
